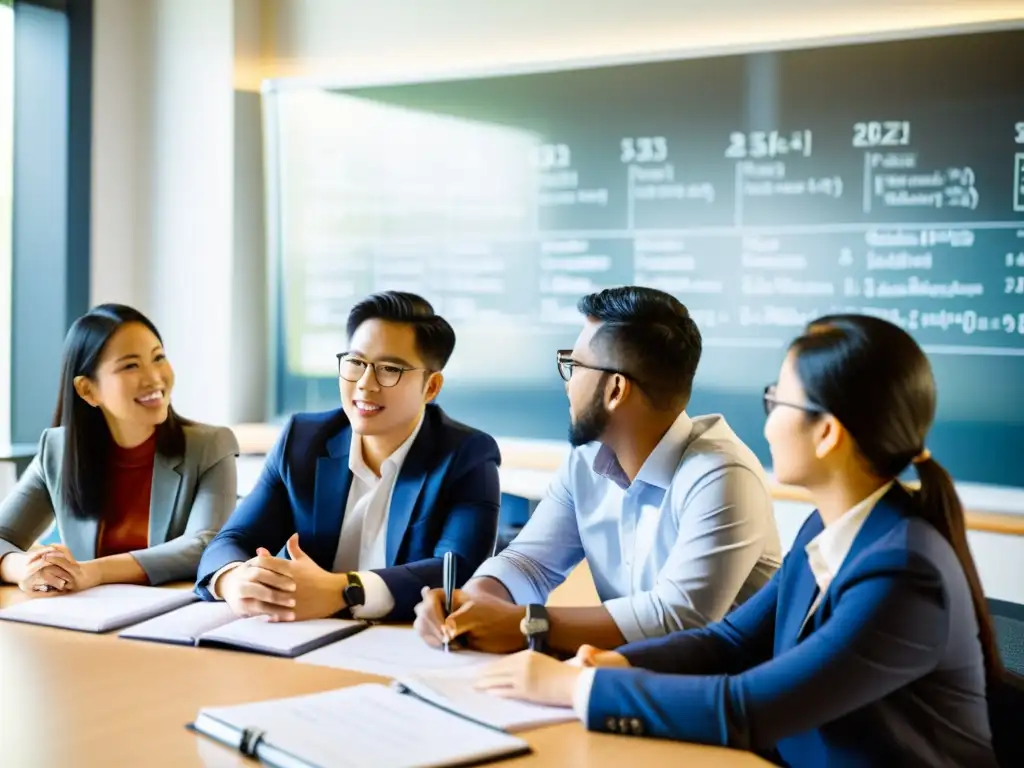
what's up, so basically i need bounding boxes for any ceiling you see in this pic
[235,0,1023,87]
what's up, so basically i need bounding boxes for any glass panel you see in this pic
[0,0,14,446]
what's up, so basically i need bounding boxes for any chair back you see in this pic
[987,598,1024,767]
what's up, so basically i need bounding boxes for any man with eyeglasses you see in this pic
[414,286,781,655]
[195,291,501,623]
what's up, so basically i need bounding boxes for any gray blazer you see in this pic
[0,423,239,585]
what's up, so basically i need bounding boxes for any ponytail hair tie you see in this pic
[912,448,932,465]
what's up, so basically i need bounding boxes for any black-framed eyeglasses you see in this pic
[763,383,827,417]
[337,353,428,388]
[556,349,634,384]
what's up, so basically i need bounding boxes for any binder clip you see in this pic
[239,727,267,757]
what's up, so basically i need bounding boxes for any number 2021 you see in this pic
[852,121,910,147]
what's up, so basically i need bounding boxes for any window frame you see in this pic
[8,0,92,446]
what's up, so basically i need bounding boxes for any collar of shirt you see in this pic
[348,412,425,485]
[805,480,895,592]
[590,411,693,491]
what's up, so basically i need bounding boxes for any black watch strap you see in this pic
[342,572,365,608]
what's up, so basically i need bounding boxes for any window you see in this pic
[8,0,91,445]
[0,0,13,446]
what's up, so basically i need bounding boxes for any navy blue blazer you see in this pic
[587,485,997,768]
[195,404,501,620]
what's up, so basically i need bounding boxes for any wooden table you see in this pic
[0,587,769,768]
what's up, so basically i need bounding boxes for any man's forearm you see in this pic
[465,575,514,602]
[547,606,626,655]
[465,578,627,653]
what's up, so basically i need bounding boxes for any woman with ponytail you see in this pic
[475,313,1007,767]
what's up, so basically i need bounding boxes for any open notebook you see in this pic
[0,585,197,633]
[190,683,531,768]
[120,601,366,657]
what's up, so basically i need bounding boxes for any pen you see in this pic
[442,551,456,654]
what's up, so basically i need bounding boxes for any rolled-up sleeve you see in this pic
[472,458,585,605]
[603,466,775,643]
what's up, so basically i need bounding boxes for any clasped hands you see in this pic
[2,545,101,595]
[413,586,630,707]
[219,534,347,622]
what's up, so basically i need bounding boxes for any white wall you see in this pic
[91,0,236,425]
[149,0,235,425]
[90,0,153,312]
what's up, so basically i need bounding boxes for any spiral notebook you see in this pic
[190,684,532,768]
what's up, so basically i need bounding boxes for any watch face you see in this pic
[520,617,548,635]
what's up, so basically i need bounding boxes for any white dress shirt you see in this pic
[210,415,424,620]
[799,480,894,629]
[571,480,895,723]
[474,412,781,642]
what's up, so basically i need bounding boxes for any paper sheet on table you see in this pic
[296,625,500,677]
[395,665,577,732]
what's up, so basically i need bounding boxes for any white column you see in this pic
[90,0,153,312]
[91,0,237,426]
[148,0,235,424]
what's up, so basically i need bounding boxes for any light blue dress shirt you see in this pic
[473,412,782,642]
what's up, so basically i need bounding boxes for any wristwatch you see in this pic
[343,572,365,608]
[519,603,550,653]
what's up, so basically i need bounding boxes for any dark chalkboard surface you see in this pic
[263,27,1024,487]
